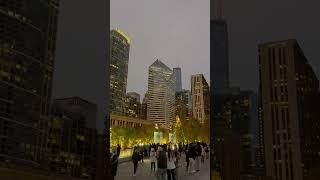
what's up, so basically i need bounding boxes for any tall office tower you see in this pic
[125,94,141,118]
[211,0,229,94]
[255,94,266,177]
[110,28,130,115]
[0,0,60,167]
[48,97,98,178]
[259,39,320,180]
[175,89,191,121]
[213,88,258,179]
[173,67,182,92]
[191,74,210,124]
[147,60,176,129]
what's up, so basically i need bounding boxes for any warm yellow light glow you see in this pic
[114,27,131,44]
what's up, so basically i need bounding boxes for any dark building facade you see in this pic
[110,28,130,115]
[52,97,97,129]
[0,0,60,167]
[213,88,258,179]
[47,97,98,179]
[173,67,182,92]
[259,39,320,180]
[212,19,229,94]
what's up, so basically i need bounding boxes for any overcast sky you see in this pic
[53,1,108,132]
[111,0,210,97]
[222,0,320,91]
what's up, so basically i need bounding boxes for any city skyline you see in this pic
[111,0,210,97]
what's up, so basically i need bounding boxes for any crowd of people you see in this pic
[110,142,209,179]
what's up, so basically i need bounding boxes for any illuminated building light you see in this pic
[114,27,131,44]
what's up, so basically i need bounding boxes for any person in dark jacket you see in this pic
[156,146,167,180]
[185,145,190,172]
[195,142,201,171]
[132,147,140,176]
[139,148,144,163]
[110,150,119,176]
[116,144,121,157]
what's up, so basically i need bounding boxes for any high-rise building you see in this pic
[48,97,98,178]
[125,93,141,118]
[147,59,176,129]
[0,0,60,167]
[213,88,258,179]
[110,28,130,115]
[175,89,191,121]
[259,39,320,180]
[191,74,210,124]
[173,67,182,92]
[212,18,229,93]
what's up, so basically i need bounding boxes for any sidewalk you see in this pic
[115,154,210,180]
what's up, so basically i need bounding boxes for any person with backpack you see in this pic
[156,146,167,180]
[132,147,141,176]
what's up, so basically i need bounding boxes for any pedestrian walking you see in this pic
[195,142,201,171]
[116,144,121,157]
[185,146,190,172]
[156,146,167,180]
[132,147,141,176]
[150,148,156,172]
[188,144,196,173]
[167,149,176,180]
[110,150,119,176]
[140,148,144,163]
[205,144,209,159]
[201,144,205,163]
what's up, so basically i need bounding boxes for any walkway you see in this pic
[115,154,210,180]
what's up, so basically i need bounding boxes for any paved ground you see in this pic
[115,154,210,180]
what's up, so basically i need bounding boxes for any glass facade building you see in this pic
[110,28,130,115]
[147,60,175,129]
[173,67,182,92]
[0,0,60,166]
[212,19,229,94]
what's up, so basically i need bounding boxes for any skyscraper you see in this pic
[212,19,229,94]
[48,97,98,178]
[259,39,320,180]
[147,60,176,129]
[0,0,60,166]
[175,89,191,121]
[110,28,130,115]
[213,88,258,179]
[211,0,229,94]
[173,67,182,92]
[191,74,210,124]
